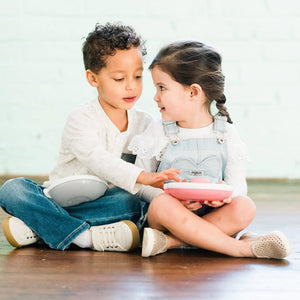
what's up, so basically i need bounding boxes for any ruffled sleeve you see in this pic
[128,120,168,203]
[128,120,169,161]
[224,124,250,197]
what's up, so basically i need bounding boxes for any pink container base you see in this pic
[164,187,232,203]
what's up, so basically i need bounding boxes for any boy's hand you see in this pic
[137,169,181,189]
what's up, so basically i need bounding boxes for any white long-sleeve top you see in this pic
[129,120,249,203]
[43,99,153,194]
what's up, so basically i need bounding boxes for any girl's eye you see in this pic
[114,78,124,82]
[159,86,165,91]
[136,75,142,79]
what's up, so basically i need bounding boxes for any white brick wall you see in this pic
[0,0,299,178]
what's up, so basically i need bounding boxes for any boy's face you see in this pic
[89,47,143,113]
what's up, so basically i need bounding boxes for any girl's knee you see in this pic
[230,196,256,227]
[148,194,176,221]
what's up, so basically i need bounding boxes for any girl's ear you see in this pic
[86,70,98,87]
[189,83,203,99]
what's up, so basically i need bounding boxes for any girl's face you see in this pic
[151,66,192,123]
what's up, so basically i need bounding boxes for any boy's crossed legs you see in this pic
[0,177,146,252]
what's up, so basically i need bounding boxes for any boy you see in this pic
[0,23,179,252]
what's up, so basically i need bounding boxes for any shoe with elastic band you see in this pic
[142,227,168,257]
[2,216,40,247]
[240,231,290,259]
[91,220,140,252]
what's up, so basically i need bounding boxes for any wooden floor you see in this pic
[0,178,299,299]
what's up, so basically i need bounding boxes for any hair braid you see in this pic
[216,94,232,123]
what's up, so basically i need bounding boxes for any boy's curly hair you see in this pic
[82,23,146,73]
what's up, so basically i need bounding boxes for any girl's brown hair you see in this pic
[149,41,232,123]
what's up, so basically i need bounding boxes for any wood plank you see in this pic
[0,180,299,299]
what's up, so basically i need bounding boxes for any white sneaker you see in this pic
[91,220,140,252]
[240,231,290,259]
[142,228,168,257]
[2,216,40,247]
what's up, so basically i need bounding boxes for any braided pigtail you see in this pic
[216,94,232,124]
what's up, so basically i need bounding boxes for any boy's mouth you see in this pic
[123,96,136,103]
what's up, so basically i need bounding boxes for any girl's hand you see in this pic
[202,197,232,208]
[202,181,232,207]
[180,200,203,211]
[137,169,181,189]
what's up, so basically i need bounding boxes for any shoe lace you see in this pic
[25,227,37,240]
[99,225,119,250]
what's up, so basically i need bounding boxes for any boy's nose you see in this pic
[153,93,159,102]
[125,79,135,90]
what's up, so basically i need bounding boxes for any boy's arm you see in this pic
[65,110,143,193]
[66,110,179,194]
[135,156,163,202]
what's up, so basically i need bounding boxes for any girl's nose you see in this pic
[153,92,159,102]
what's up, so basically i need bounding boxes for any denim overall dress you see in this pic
[157,116,228,216]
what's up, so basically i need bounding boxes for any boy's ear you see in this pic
[189,83,203,99]
[86,70,99,87]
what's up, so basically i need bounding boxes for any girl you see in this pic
[129,41,290,259]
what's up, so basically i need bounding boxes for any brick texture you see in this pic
[0,0,299,178]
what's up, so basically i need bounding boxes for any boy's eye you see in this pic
[136,75,142,79]
[159,85,165,91]
[114,78,124,82]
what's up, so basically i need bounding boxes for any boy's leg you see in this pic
[0,178,147,250]
[65,186,148,230]
[0,177,89,250]
[66,187,148,251]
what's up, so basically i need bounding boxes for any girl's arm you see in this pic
[224,125,249,197]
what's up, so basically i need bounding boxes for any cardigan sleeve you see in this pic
[64,109,144,194]
[224,125,249,197]
[134,155,164,202]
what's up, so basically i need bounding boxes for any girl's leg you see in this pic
[146,193,256,257]
[201,196,256,236]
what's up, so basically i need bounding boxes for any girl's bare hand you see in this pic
[180,200,202,211]
[200,181,232,208]
[202,197,232,208]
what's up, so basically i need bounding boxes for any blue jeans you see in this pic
[0,177,148,250]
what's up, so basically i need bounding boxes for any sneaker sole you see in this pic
[141,228,154,257]
[122,220,140,251]
[2,217,23,248]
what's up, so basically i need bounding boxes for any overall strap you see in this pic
[162,121,179,145]
[213,115,227,144]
